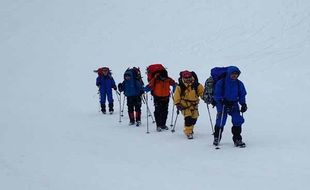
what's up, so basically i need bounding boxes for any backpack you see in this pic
[124,67,144,84]
[94,67,112,77]
[146,63,166,82]
[203,67,228,104]
[178,70,199,97]
[121,67,144,95]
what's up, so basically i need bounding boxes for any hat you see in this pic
[181,70,192,78]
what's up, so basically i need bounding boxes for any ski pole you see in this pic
[206,103,215,134]
[171,110,180,133]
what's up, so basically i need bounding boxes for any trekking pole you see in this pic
[146,94,152,117]
[97,91,101,113]
[216,105,225,149]
[170,92,175,127]
[171,110,179,133]
[145,94,155,123]
[206,103,215,134]
[145,94,150,134]
[170,103,175,126]
[114,90,122,122]
[119,92,122,122]
[148,107,155,123]
[115,91,125,122]
[121,95,125,117]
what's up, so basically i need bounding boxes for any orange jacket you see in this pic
[147,77,176,97]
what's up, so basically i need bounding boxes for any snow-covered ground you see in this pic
[1,0,310,189]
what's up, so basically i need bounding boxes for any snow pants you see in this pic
[153,96,169,128]
[100,90,114,104]
[214,103,244,141]
[180,104,199,135]
[127,96,142,122]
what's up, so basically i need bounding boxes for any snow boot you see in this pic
[187,133,193,139]
[135,111,141,123]
[234,139,246,148]
[213,127,223,146]
[232,126,245,147]
[214,126,223,139]
[101,104,106,114]
[161,126,169,130]
[156,126,162,132]
[183,126,194,139]
[108,103,114,114]
[213,138,220,146]
[128,112,135,125]
[136,121,141,127]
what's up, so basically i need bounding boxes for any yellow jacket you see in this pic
[173,80,204,118]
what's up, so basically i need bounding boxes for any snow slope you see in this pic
[1,0,310,189]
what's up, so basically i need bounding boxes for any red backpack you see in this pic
[146,63,166,82]
[94,67,111,76]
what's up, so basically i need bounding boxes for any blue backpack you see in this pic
[203,67,228,105]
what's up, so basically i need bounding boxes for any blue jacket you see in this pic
[119,71,144,97]
[96,75,116,95]
[214,66,247,106]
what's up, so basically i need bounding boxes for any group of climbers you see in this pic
[94,64,247,147]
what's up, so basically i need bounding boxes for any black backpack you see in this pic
[123,67,144,87]
[124,67,143,81]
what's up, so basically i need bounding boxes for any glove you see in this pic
[240,103,247,113]
[203,95,213,104]
[113,86,117,91]
[139,90,144,96]
[172,84,177,93]
[211,99,216,107]
[176,104,184,111]
[118,83,123,92]
[143,86,151,93]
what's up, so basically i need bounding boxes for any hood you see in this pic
[226,66,241,76]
